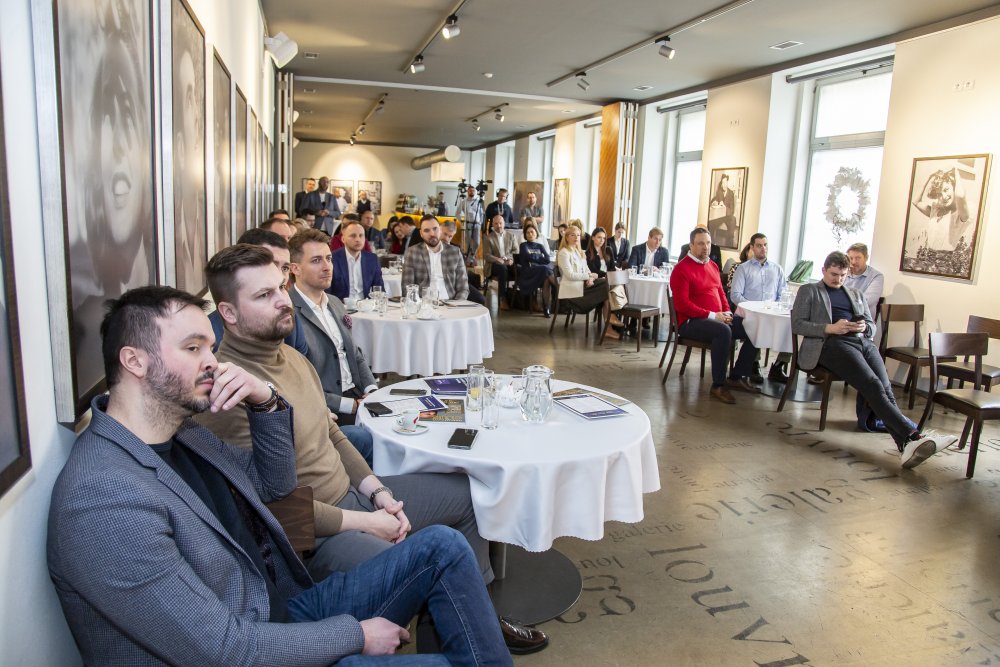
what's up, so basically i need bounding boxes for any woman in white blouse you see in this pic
[556,222,609,315]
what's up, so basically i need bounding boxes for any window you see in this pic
[538,135,554,238]
[663,106,705,257]
[797,71,892,276]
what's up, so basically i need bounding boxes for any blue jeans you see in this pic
[288,525,511,667]
[341,425,374,468]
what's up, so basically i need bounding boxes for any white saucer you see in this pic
[392,423,429,436]
[416,313,441,320]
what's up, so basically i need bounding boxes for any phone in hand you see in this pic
[447,428,479,450]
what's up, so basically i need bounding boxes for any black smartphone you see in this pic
[852,314,866,322]
[366,402,392,417]
[447,428,479,450]
[390,388,427,396]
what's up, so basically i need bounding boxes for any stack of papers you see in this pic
[552,387,630,407]
[381,395,449,415]
[424,377,468,396]
[553,393,629,420]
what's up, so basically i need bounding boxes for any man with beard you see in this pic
[196,245,548,654]
[402,215,470,301]
[47,285,511,665]
[301,177,340,235]
[440,221,485,305]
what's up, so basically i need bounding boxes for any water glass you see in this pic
[481,384,499,430]
[466,365,485,412]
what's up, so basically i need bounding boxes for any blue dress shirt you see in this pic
[730,257,786,305]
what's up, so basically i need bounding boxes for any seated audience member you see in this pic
[791,251,956,468]
[268,208,291,221]
[518,223,554,317]
[299,208,317,232]
[389,216,415,255]
[557,224,608,315]
[844,242,884,321]
[260,217,294,242]
[568,219,591,252]
[628,227,669,270]
[680,233,723,274]
[484,214,518,311]
[402,215,470,301]
[552,223,568,251]
[440,221,485,305]
[290,217,310,234]
[331,220,385,303]
[47,286,513,666]
[726,242,752,296]
[609,222,630,269]
[670,227,759,404]
[587,228,627,335]
[730,233,790,382]
[330,213,373,253]
[383,215,399,245]
[360,209,385,251]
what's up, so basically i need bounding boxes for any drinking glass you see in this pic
[481,382,499,430]
[466,365,485,413]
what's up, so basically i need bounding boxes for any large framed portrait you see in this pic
[552,178,570,227]
[706,167,748,250]
[0,64,32,496]
[329,179,354,214]
[900,154,991,280]
[171,0,207,295]
[357,180,382,215]
[212,50,231,252]
[513,180,544,224]
[234,87,248,237]
[53,0,158,421]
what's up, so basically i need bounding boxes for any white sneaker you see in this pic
[900,432,957,469]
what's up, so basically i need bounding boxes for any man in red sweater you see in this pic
[670,227,759,404]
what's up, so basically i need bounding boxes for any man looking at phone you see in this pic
[791,251,956,468]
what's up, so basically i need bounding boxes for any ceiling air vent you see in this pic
[770,40,803,50]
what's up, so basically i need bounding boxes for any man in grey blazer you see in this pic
[289,229,377,426]
[402,214,470,300]
[791,251,955,468]
[484,214,518,310]
[47,286,511,665]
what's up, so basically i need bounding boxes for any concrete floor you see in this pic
[477,308,1000,667]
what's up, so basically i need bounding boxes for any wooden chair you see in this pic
[937,315,1000,392]
[660,293,713,383]
[599,271,661,351]
[776,333,842,431]
[265,486,315,559]
[918,333,1000,478]
[879,303,954,409]
[549,267,604,337]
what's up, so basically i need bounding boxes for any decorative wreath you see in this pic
[825,167,871,245]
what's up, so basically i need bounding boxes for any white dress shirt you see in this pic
[294,285,356,413]
[643,244,658,269]
[346,250,364,301]
[427,243,451,298]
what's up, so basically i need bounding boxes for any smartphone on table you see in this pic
[447,428,479,450]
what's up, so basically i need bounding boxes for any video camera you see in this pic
[457,178,492,199]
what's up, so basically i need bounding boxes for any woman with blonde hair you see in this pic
[557,222,608,318]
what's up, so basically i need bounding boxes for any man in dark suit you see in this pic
[331,219,384,303]
[791,251,956,468]
[47,285,512,666]
[294,177,315,217]
[627,227,670,269]
[301,176,340,235]
[360,209,385,251]
[403,215,470,300]
[485,188,516,229]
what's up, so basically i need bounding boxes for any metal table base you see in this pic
[489,543,582,626]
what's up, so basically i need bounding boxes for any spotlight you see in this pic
[472,119,480,131]
[658,37,676,60]
[410,55,425,74]
[263,32,298,68]
[292,137,300,148]
[375,101,385,114]
[576,72,590,91]
[442,15,461,39]
[358,124,366,135]
[349,135,356,145]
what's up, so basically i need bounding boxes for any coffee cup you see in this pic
[357,299,375,312]
[395,408,421,432]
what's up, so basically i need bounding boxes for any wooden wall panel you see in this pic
[595,102,620,235]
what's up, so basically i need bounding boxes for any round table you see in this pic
[628,273,671,342]
[381,272,402,299]
[358,376,660,622]
[351,305,494,376]
[736,300,819,402]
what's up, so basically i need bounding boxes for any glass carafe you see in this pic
[519,365,554,423]
[404,284,421,318]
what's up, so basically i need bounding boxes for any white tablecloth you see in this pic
[382,273,402,299]
[628,274,670,315]
[737,300,792,353]
[351,305,494,376]
[358,378,660,552]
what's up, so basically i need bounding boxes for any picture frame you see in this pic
[0,59,32,496]
[50,0,158,422]
[171,0,207,296]
[356,180,382,215]
[900,154,991,280]
[249,109,258,228]
[513,180,545,224]
[212,50,232,253]
[706,167,748,250]
[234,87,248,237]
[552,178,571,228]
[329,179,354,214]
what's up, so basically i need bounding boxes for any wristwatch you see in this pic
[244,382,279,412]
[369,486,394,506]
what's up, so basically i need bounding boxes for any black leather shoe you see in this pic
[750,363,764,384]
[499,616,549,655]
[543,307,551,318]
[768,362,789,383]
[726,377,761,394]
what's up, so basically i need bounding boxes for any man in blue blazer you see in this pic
[330,219,385,302]
[47,286,510,666]
[627,227,670,269]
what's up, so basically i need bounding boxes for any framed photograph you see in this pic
[552,178,571,227]
[249,109,258,228]
[513,180,545,224]
[0,64,32,496]
[356,180,382,215]
[900,154,991,280]
[329,179,354,214]
[171,0,207,295]
[212,50,231,252]
[53,0,158,420]
[706,167,747,250]
[234,87,248,237]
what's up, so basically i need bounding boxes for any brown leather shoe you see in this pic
[726,377,761,394]
[499,301,511,311]
[710,386,736,404]
[499,616,549,654]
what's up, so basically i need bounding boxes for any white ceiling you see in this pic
[263,0,1000,148]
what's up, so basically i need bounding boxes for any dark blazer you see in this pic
[47,396,365,665]
[301,190,340,235]
[294,190,309,217]
[627,243,670,269]
[609,235,630,268]
[791,280,874,371]
[290,288,378,413]
[209,309,309,355]
[484,201,515,228]
[587,247,615,278]
[330,248,385,301]
[679,242,722,273]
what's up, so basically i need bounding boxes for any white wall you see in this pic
[871,16,1000,364]
[0,0,271,663]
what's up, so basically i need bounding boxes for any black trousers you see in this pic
[677,316,756,387]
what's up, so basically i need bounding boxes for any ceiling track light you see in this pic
[495,109,505,122]
[576,73,591,91]
[442,15,460,39]
[410,55,425,74]
[347,93,388,145]
[357,124,366,135]
[465,102,509,127]
[658,37,676,59]
[264,31,298,68]
[375,101,385,114]
[349,135,356,145]
[472,119,480,131]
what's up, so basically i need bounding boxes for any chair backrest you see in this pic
[606,270,629,287]
[879,303,924,353]
[968,315,1000,341]
[666,292,680,330]
[265,486,316,557]
[927,332,987,391]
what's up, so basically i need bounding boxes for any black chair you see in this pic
[918,332,1000,479]
[599,271,660,351]
[937,315,1000,392]
[776,333,842,431]
[549,267,604,337]
[661,293,715,382]
[879,303,954,409]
